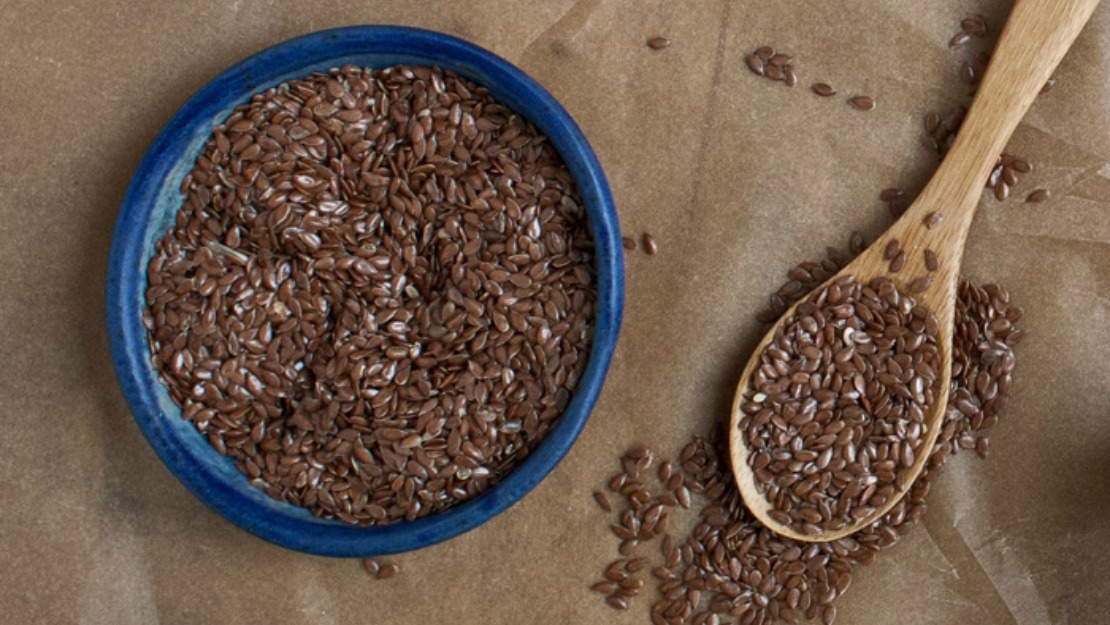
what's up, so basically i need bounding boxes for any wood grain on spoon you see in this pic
[729,0,1101,542]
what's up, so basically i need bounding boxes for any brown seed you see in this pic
[883,239,901,260]
[949,32,972,47]
[594,491,612,512]
[960,62,976,85]
[924,249,939,272]
[642,233,659,255]
[848,95,875,111]
[888,251,906,273]
[976,437,991,458]
[647,36,672,50]
[745,55,765,76]
[909,276,934,293]
[1040,77,1056,94]
[755,46,775,61]
[376,563,399,579]
[784,66,799,88]
[994,181,1010,201]
[811,82,837,97]
[879,188,903,202]
[605,595,629,610]
[961,15,988,36]
[1026,188,1050,203]
[361,558,380,576]
[622,236,637,251]
[924,212,944,229]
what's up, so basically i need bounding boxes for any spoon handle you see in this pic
[910,0,1100,242]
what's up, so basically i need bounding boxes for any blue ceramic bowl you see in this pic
[106,26,623,557]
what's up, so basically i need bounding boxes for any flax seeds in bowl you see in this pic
[107,26,622,557]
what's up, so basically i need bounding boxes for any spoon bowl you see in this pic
[729,0,1101,542]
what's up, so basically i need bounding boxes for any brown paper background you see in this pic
[3,0,1110,623]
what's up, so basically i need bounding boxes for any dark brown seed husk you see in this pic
[643,233,659,255]
[889,250,907,273]
[755,46,775,61]
[909,276,934,293]
[1041,77,1056,94]
[848,95,875,111]
[976,437,991,458]
[1012,159,1032,173]
[594,491,613,512]
[623,236,637,251]
[1026,188,1051,203]
[960,62,977,85]
[924,249,939,272]
[647,36,673,50]
[606,595,629,610]
[784,66,799,88]
[961,15,988,36]
[745,55,765,76]
[879,188,903,202]
[995,181,1011,201]
[361,558,380,576]
[812,82,837,97]
[376,563,400,579]
[884,239,901,260]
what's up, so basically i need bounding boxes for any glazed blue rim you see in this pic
[106,25,623,557]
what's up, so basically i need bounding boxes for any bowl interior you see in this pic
[107,26,623,557]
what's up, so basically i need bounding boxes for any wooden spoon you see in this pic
[728,0,1100,542]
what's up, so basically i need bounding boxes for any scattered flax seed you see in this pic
[884,239,901,260]
[746,46,799,87]
[642,233,658,255]
[961,15,989,36]
[909,276,934,293]
[594,491,613,512]
[376,563,400,580]
[811,82,837,97]
[889,250,907,273]
[879,188,903,202]
[950,32,972,47]
[1026,189,1051,203]
[622,236,636,251]
[784,66,799,87]
[1041,77,1057,94]
[605,595,629,610]
[960,62,977,85]
[848,95,875,111]
[589,233,1021,619]
[361,558,380,577]
[744,55,765,76]
[647,36,672,50]
[925,212,944,228]
[994,181,1011,201]
[924,249,939,272]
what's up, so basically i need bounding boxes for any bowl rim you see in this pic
[106,25,624,557]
